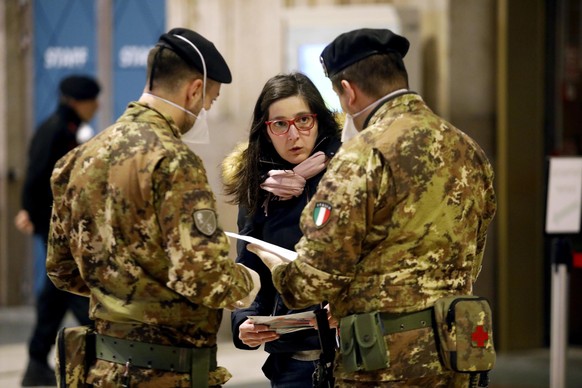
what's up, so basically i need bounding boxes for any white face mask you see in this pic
[181,107,209,145]
[142,92,209,149]
[76,123,95,144]
[341,88,409,142]
[341,113,359,142]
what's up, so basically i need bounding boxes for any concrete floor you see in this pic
[1,306,582,387]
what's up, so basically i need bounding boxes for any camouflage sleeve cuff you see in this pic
[273,259,352,309]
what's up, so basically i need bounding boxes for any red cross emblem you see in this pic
[471,325,489,347]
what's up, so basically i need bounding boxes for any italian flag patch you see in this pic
[313,202,332,228]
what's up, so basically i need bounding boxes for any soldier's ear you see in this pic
[187,78,204,101]
[340,80,357,108]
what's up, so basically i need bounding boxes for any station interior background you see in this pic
[0,0,582,386]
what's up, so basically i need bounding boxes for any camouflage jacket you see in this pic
[272,93,496,382]
[46,102,256,385]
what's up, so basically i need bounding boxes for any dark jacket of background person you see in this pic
[22,104,83,238]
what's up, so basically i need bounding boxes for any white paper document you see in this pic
[224,231,298,262]
[545,157,582,233]
[248,311,315,334]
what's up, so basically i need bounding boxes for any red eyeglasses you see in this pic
[265,114,317,136]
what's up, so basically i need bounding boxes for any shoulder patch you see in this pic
[193,209,217,236]
[313,202,332,228]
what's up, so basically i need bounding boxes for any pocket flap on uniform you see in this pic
[354,313,379,348]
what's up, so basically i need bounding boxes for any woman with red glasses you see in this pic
[222,72,341,387]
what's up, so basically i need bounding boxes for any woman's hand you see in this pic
[238,319,280,348]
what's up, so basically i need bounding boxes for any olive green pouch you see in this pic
[433,295,496,373]
[340,312,388,373]
[339,315,358,373]
[354,312,389,371]
[55,325,95,388]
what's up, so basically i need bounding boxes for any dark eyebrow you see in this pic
[269,111,312,120]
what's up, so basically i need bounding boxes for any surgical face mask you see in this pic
[341,99,383,142]
[341,89,409,142]
[142,92,208,148]
[341,113,359,142]
[181,106,209,145]
[76,123,95,144]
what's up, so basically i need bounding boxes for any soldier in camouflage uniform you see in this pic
[46,28,260,388]
[248,28,496,387]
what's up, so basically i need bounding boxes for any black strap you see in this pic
[57,327,67,388]
[148,46,164,91]
[313,307,336,388]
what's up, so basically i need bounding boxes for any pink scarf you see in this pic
[260,151,328,201]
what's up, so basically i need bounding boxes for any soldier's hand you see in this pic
[230,264,261,309]
[310,303,338,329]
[238,319,279,348]
[14,209,34,235]
[246,244,286,271]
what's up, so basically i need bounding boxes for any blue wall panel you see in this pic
[112,0,165,120]
[32,0,97,292]
[34,0,97,127]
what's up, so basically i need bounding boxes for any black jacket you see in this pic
[231,136,341,354]
[22,104,82,239]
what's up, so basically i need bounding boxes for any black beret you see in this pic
[59,75,100,100]
[320,28,410,78]
[157,27,232,84]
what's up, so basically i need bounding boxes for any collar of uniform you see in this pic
[364,92,423,129]
[128,101,182,139]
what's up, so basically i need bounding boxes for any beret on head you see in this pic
[59,75,100,100]
[320,28,410,78]
[157,27,232,84]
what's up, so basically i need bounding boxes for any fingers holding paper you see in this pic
[247,243,287,271]
[238,319,280,348]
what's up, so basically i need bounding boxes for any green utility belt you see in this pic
[95,334,216,388]
[339,309,433,373]
[379,308,433,334]
[339,298,496,379]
